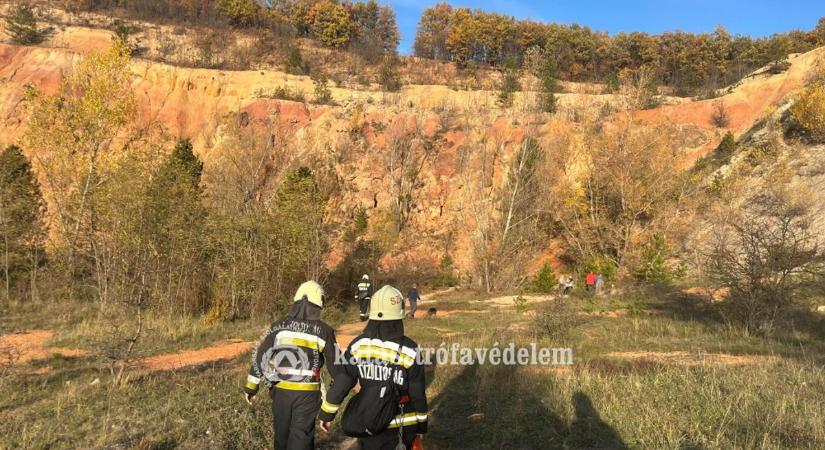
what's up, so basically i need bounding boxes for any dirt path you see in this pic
[0,330,89,365]
[335,287,460,348]
[606,351,782,367]
[0,288,475,373]
[138,339,253,371]
[137,289,463,371]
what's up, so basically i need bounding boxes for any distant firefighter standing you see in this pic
[356,274,373,321]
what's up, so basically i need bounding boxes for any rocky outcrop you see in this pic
[1,31,822,276]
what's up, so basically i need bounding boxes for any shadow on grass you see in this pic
[568,391,628,450]
[629,284,825,365]
[428,364,627,449]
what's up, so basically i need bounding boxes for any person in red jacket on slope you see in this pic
[586,271,597,292]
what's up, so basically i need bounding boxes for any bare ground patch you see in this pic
[481,294,556,307]
[138,339,252,371]
[0,330,89,366]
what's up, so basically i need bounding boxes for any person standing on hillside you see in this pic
[562,276,574,295]
[356,274,373,321]
[319,285,428,450]
[407,283,420,319]
[585,271,597,292]
[243,281,338,450]
[595,274,605,293]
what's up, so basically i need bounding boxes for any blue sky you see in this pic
[390,0,825,55]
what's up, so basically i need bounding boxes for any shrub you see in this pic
[215,0,259,26]
[709,192,825,332]
[634,234,685,283]
[431,253,458,288]
[790,83,825,142]
[270,85,305,102]
[311,72,333,104]
[285,46,308,75]
[711,100,730,128]
[620,66,661,109]
[768,56,791,75]
[534,299,584,343]
[195,33,218,67]
[310,1,353,48]
[527,261,557,293]
[603,72,620,94]
[717,131,736,155]
[378,55,402,92]
[113,20,131,43]
[4,3,43,45]
[353,207,368,235]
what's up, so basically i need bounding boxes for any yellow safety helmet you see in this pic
[369,285,404,320]
[294,280,325,308]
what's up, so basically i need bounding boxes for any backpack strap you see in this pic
[393,342,408,449]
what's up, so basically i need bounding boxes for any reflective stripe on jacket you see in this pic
[244,318,337,395]
[318,334,428,435]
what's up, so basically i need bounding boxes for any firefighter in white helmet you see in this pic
[244,281,339,450]
[355,274,373,321]
[319,285,428,449]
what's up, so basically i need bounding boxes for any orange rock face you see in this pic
[1,33,821,276]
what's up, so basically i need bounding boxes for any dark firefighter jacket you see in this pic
[356,281,373,300]
[244,300,338,394]
[318,321,428,435]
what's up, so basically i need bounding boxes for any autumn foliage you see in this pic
[791,82,825,142]
[414,4,825,95]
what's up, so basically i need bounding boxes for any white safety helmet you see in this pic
[362,274,369,281]
[293,280,325,308]
[369,285,404,321]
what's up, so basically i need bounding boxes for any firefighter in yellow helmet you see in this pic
[244,281,339,450]
[319,285,428,450]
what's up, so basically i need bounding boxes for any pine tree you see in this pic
[273,166,327,288]
[535,55,559,113]
[145,138,204,247]
[0,145,46,301]
[4,3,43,45]
[529,261,557,293]
[378,54,402,91]
[496,63,521,107]
[144,138,206,311]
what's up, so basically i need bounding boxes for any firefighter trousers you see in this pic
[358,428,416,450]
[270,388,320,450]
[359,297,370,320]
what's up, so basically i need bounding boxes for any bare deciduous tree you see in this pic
[458,116,547,292]
[382,115,435,233]
[708,191,825,332]
[547,118,696,274]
